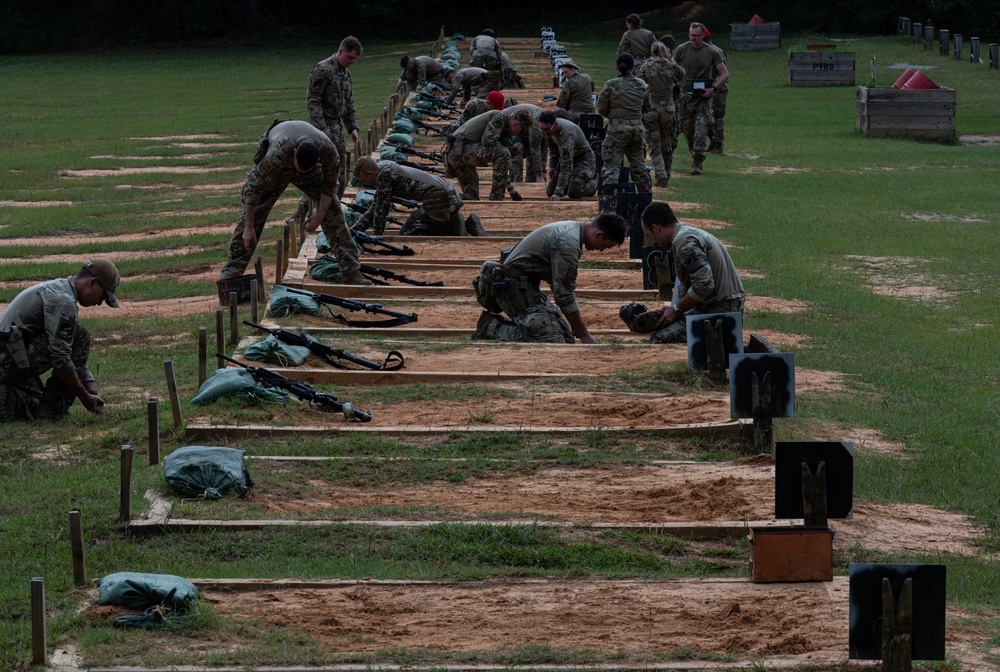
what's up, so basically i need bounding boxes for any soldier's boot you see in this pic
[465,212,487,237]
[340,266,374,286]
[35,379,75,420]
[472,311,502,340]
[655,177,670,188]
[506,183,523,201]
[691,157,704,176]
[0,384,14,424]
[707,140,724,155]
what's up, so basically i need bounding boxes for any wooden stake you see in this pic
[147,397,160,465]
[254,257,266,302]
[940,29,951,56]
[288,221,298,259]
[250,280,259,323]
[215,309,225,369]
[119,444,133,523]
[275,243,284,284]
[229,291,239,346]
[801,461,828,527]
[882,577,914,672]
[282,224,291,275]
[198,327,207,385]
[69,509,86,585]
[751,371,774,452]
[30,577,46,665]
[163,360,182,427]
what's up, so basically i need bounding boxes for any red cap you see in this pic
[486,91,505,109]
[704,28,710,38]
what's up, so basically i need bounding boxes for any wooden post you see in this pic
[215,309,225,369]
[254,257,266,302]
[897,16,910,35]
[69,509,86,585]
[229,292,239,346]
[282,224,291,274]
[954,33,963,60]
[163,360,182,427]
[970,37,981,63]
[923,26,934,51]
[940,29,950,57]
[882,577,914,672]
[250,280,259,323]
[703,318,727,383]
[119,445,133,522]
[912,23,921,45]
[751,371,774,452]
[30,577,46,665]
[990,43,999,70]
[288,221,298,259]
[801,461,828,527]
[275,243,284,284]
[147,397,160,465]
[198,327,208,385]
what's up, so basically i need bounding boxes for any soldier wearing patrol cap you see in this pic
[617,13,657,66]
[555,60,596,123]
[0,259,120,422]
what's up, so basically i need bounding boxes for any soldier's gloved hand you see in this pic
[81,392,106,414]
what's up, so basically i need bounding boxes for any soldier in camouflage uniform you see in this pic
[306,36,362,200]
[672,23,728,175]
[446,67,489,104]
[499,51,525,89]
[617,13,657,66]
[538,111,598,200]
[0,259,119,422]
[394,55,453,94]
[220,120,369,285]
[554,60,596,123]
[472,214,626,344]
[447,90,505,135]
[704,30,728,155]
[504,103,547,183]
[636,41,685,187]
[445,108,531,201]
[596,53,653,192]
[352,157,486,237]
[621,202,744,343]
[469,30,503,93]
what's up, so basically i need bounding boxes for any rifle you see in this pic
[283,286,418,327]
[397,160,445,175]
[217,353,372,422]
[244,321,404,371]
[351,228,417,256]
[414,90,460,111]
[360,265,444,287]
[386,144,445,163]
[412,118,448,136]
[419,109,459,121]
[341,199,405,228]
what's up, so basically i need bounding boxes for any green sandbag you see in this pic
[316,231,329,252]
[442,59,460,71]
[443,40,458,50]
[452,33,465,40]
[355,190,376,208]
[97,572,199,612]
[385,132,414,147]
[414,98,437,111]
[309,254,343,284]
[349,175,367,188]
[164,446,254,499]
[190,367,289,406]
[244,333,312,366]
[424,82,448,96]
[393,118,416,134]
[395,107,424,121]
[379,147,407,163]
[269,283,321,317]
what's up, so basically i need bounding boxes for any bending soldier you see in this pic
[446,67,489,104]
[394,55,453,94]
[445,107,531,201]
[538,111,598,200]
[503,103,547,183]
[220,120,370,285]
[473,215,627,344]
[352,157,486,237]
[0,259,120,422]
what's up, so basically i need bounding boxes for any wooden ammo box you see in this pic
[856,87,957,142]
[748,526,833,583]
[730,22,781,51]
[788,51,855,86]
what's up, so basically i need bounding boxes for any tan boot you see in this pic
[341,267,373,286]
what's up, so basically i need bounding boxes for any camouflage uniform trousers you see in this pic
[398,186,466,236]
[708,88,728,145]
[679,95,714,160]
[600,120,652,191]
[446,142,512,201]
[470,52,502,92]
[553,109,583,124]
[292,123,349,224]
[545,153,598,199]
[643,103,680,183]
[510,127,547,183]
[221,173,358,280]
[0,324,91,422]
[491,286,574,343]
[622,297,745,344]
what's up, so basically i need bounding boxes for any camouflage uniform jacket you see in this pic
[470,34,502,64]
[455,110,508,146]
[360,163,453,233]
[400,56,450,91]
[635,57,685,110]
[557,73,596,115]
[446,67,487,104]
[307,55,358,135]
[455,97,489,127]
[0,277,92,383]
[671,223,745,306]
[243,121,340,205]
[617,28,657,61]
[545,120,595,196]
[501,221,586,315]
[597,74,652,120]
[710,44,729,92]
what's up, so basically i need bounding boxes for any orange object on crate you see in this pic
[749,527,834,583]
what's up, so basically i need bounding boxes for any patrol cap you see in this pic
[82,259,120,308]
[560,60,580,70]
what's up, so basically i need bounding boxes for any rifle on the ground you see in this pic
[412,118,448,136]
[397,160,445,175]
[283,286,418,327]
[341,199,405,228]
[360,265,444,287]
[386,145,445,163]
[217,353,372,422]
[350,228,416,256]
[419,109,459,122]
[244,321,404,371]
[414,90,460,111]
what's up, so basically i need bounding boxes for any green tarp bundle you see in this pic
[96,572,199,629]
[190,367,289,406]
[244,333,312,366]
[164,445,254,499]
[269,283,321,317]
[355,190,376,208]
[393,118,417,134]
[380,146,407,163]
[395,107,424,121]
[385,132,414,147]
[309,254,344,284]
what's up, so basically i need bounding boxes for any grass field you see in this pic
[1,29,1000,670]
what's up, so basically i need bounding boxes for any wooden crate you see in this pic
[788,51,855,86]
[856,86,956,142]
[730,22,781,51]
[748,527,833,583]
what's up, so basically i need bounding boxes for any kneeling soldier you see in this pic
[538,111,598,200]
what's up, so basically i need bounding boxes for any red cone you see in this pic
[892,69,915,89]
[901,70,939,90]
[749,14,767,24]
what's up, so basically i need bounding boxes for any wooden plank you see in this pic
[296,327,640,338]
[285,279,661,301]
[259,369,601,385]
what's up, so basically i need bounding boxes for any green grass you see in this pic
[2,30,1000,669]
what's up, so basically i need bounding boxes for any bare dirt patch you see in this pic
[846,255,957,303]
[960,134,1000,146]
[790,418,908,457]
[128,134,228,141]
[0,200,76,207]
[737,166,812,175]
[60,166,238,177]
[903,212,988,223]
